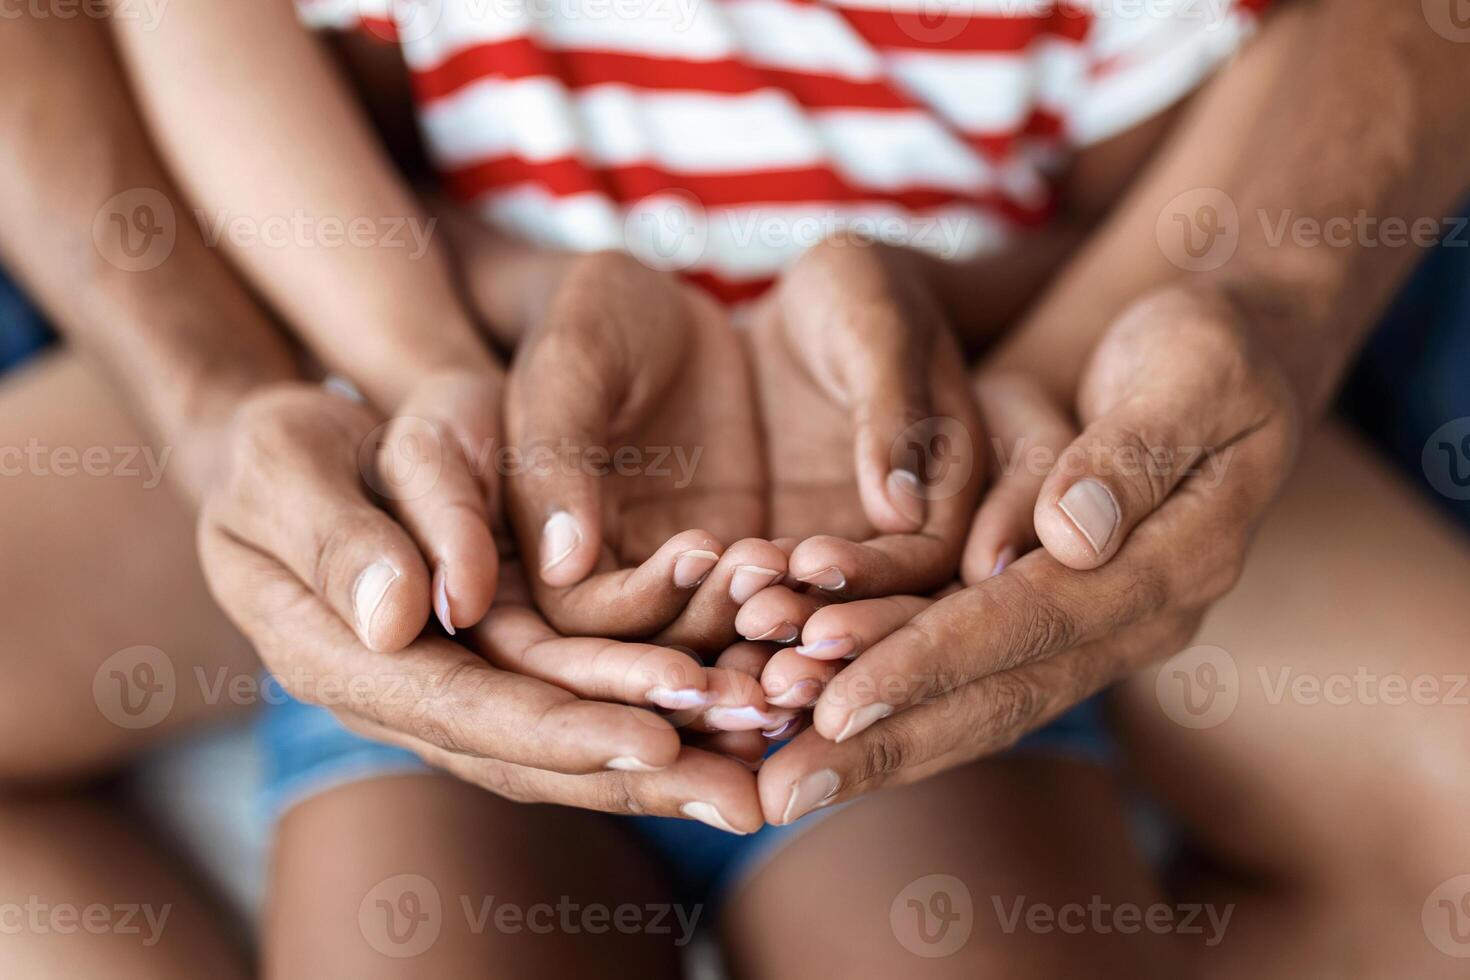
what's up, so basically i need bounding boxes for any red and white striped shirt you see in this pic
[300,0,1270,304]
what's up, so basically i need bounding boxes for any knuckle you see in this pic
[410,660,491,753]
[980,672,1043,747]
[860,723,909,779]
[596,774,646,816]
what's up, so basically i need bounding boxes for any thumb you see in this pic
[504,332,612,588]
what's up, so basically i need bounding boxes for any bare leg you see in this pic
[0,353,258,784]
[723,758,1181,979]
[264,774,684,979]
[1114,422,1470,978]
[0,791,249,978]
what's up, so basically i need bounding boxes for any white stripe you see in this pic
[723,0,884,79]
[475,186,1010,279]
[426,77,1002,194]
[884,41,1081,133]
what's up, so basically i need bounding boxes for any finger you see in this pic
[504,327,613,589]
[962,370,1077,585]
[375,373,503,633]
[469,604,714,712]
[689,729,770,769]
[787,346,983,597]
[758,641,1113,825]
[760,648,840,710]
[811,446,1278,742]
[694,665,795,734]
[794,594,934,663]
[349,725,765,833]
[212,389,430,652]
[733,585,826,645]
[531,528,725,638]
[653,538,789,653]
[200,524,680,773]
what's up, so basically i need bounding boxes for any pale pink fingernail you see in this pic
[729,565,781,604]
[673,549,720,588]
[781,769,839,824]
[763,716,800,739]
[1058,479,1118,554]
[704,705,786,731]
[990,545,1018,578]
[794,636,854,660]
[836,702,894,743]
[745,622,800,644]
[353,561,399,646]
[796,566,846,592]
[680,801,747,834]
[647,686,712,711]
[432,565,455,636]
[540,511,581,574]
[765,678,822,709]
[886,469,926,526]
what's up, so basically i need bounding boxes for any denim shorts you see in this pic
[255,678,1114,905]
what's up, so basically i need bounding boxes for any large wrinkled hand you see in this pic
[750,283,1302,825]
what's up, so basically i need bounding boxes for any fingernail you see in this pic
[745,622,800,644]
[762,715,800,739]
[796,565,846,592]
[1058,479,1118,554]
[353,561,399,644]
[836,702,894,743]
[781,769,839,824]
[729,565,781,604]
[432,565,455,636]
[680,801,747,835]
[606,756,664,772]
[647,686,711,711]
[990,545,1018,578]
[765,678,821,709]
[704,704,786,731]
[794,637,854,660]
[886,469,926,526]
[673,549,720,588]
[540,511,581,572]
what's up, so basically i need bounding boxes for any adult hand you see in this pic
[198,383,777,832]
[734,237,984,668]
[752,283,1302,825]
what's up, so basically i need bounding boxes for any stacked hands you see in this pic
[197,236,1300,834]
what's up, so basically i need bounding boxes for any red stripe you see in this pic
[442,155,1053,225]
[834,7,1090,52]
[410,36,912,110]
[963,107,1064,156]
[682,270,775,305]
